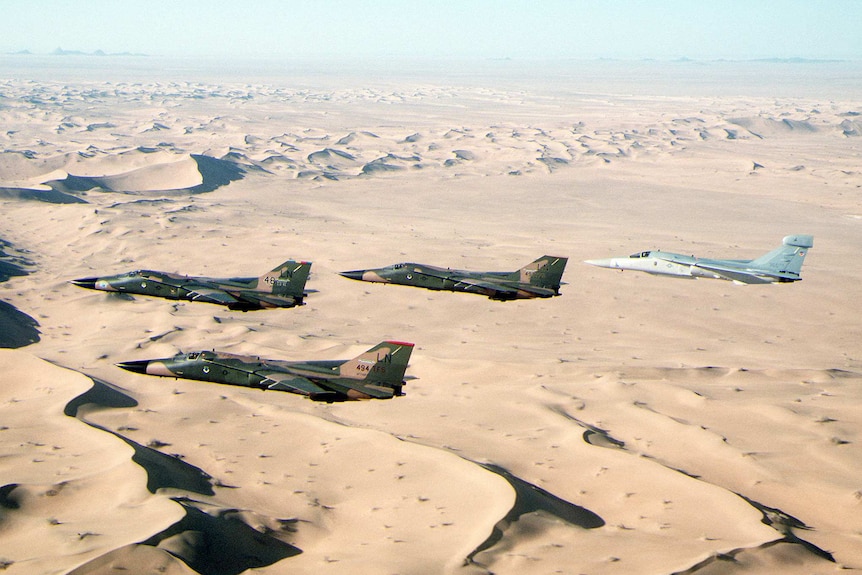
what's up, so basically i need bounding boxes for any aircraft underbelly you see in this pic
[690,266,724,279]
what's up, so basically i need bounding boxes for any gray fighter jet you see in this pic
[340,255,568,300]
[117,341,414,402]
[71,260,310,310]
[585,235,813,284]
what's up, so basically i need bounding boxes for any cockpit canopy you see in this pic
[183,351,216,361]
[629,251,652,259]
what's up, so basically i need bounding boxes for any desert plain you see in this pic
[0,56,861,574]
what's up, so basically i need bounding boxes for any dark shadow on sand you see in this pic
[66,499,302,575]
[0,239,40,348]
[49,372,304,574]
[65,378,215,496]
[466,463,604,564]
[137,500,301,575]
[188,154,245,193]
[0,186,88,204]
[0,300,40,348]
[737,494,835,562]
[64,377,138,416]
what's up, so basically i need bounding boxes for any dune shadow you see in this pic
[136,500,301,575]
[65,378,215,496]
[67,500,302,575]
[466,462,604,564]
[0,186,88,204]
[737,494,835,562]
[0,300,40,348]
[122,435,216,496]
[188,154,246,193]
[64,377,138,416]
[56,374,305,573]
[0,239,39,348]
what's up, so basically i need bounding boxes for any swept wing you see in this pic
[412,267,556,298]
[451,276,557,298]
[263,373,337,398]
[693,262,781,284]
[187,286,240,305]
[187,287,301,309]
[261,372,396,399]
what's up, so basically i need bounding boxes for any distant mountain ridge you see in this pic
[6,48,149,57]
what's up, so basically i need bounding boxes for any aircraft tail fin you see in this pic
[518,256,568,293]
[258,260,311,297]
[750,235,813,280]
[339,341,414,390]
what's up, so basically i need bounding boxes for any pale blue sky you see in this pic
[1,0,859,61]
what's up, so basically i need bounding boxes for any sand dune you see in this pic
[0,239,40,348]
[3,76,860,194]
[0,63,861,574]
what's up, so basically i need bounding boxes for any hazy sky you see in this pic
[1,0,860,61]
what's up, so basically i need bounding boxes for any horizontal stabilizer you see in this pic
[340,381,397,399]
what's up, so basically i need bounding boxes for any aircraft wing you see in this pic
[453,277,520,296]
[693,263,775,284]
[262,373,338,399]
[187,287,300,309]
[233,292,301,308]
[187,287,240,305]
[453,277,557,298]
[264,373,395,400]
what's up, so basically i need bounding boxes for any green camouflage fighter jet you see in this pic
[585,235,813,284]
[117,341,415,402]
[71,260,311,311]
[340,255,568,300]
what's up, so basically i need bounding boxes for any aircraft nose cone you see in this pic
[340,269,389,283]
[70,277,99,289]
[116,360,151,374]
[339,270,367,281]
[584,258,614,268]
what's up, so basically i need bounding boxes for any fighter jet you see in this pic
[117,341,414,402]
[585,235,813,284]
[71,260,311,311]
[340,255,568,300]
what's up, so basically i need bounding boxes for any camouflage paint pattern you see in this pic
[117,341,415,402]
[71,260,311,310]
[340,255,568,300]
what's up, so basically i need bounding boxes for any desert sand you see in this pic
[0,56,861,574]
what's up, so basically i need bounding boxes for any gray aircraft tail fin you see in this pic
[750,235,813,279]
[339,341,414,389]
[519,256,568,293]
[258,260,311,297]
